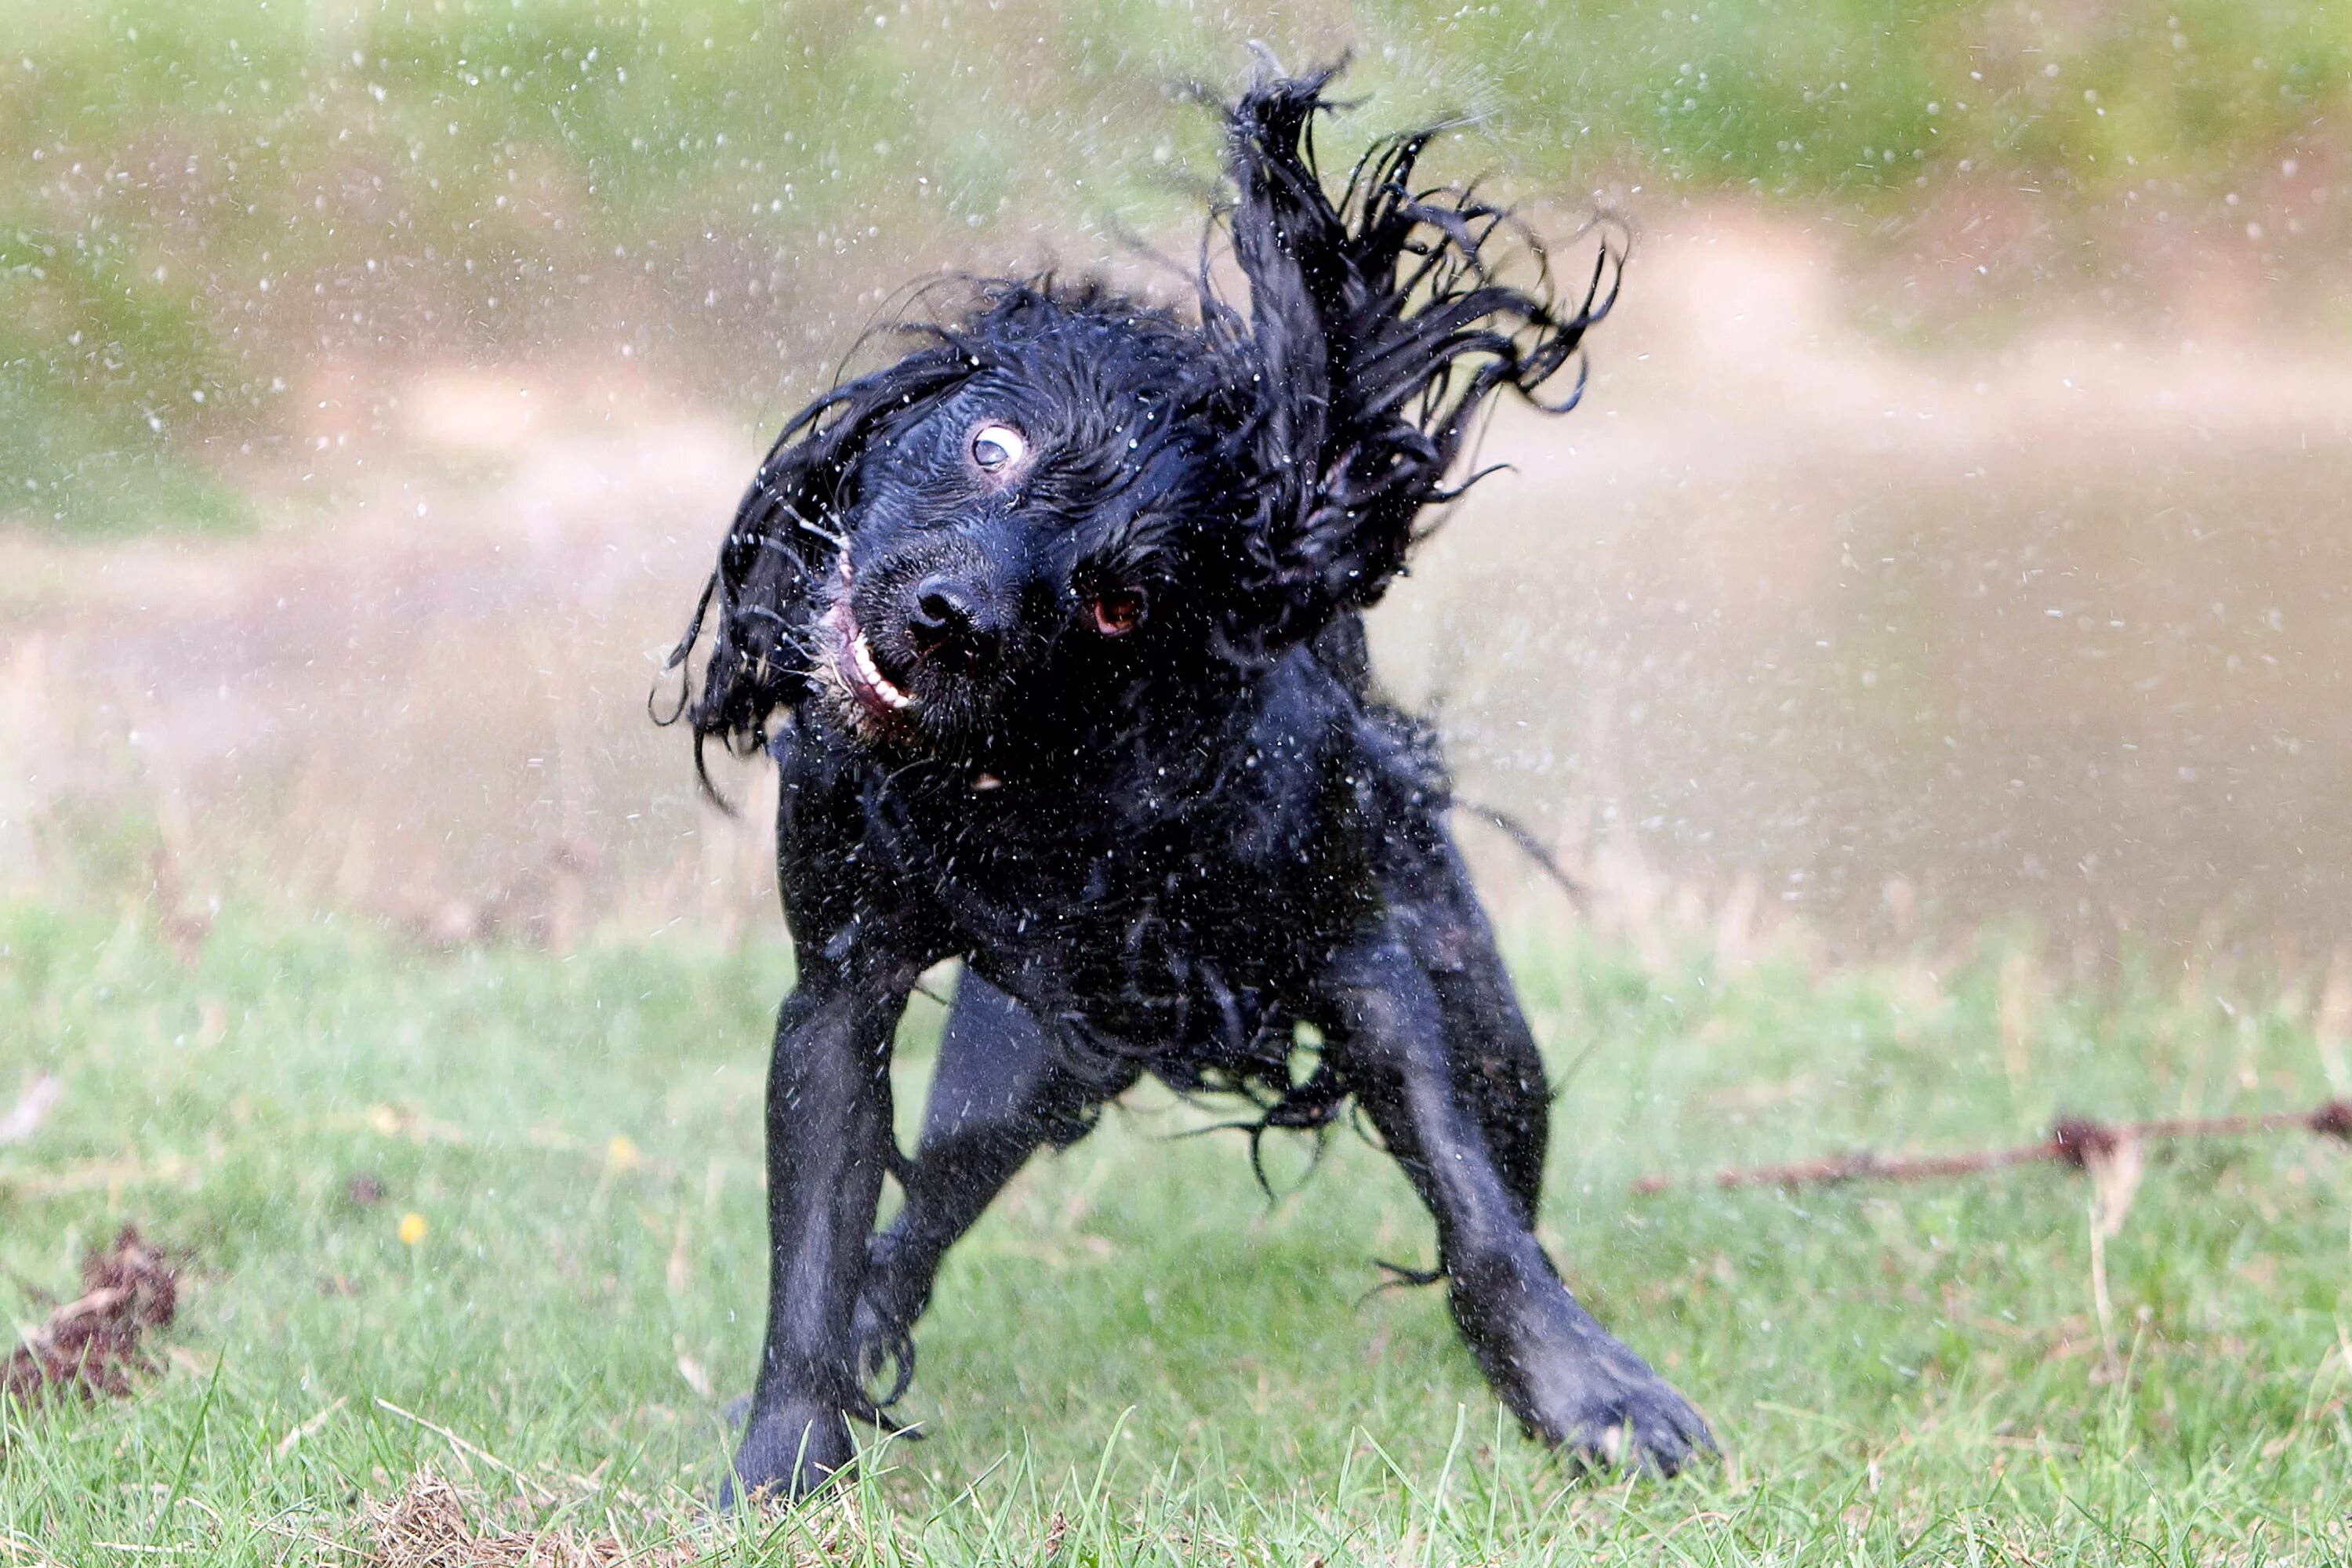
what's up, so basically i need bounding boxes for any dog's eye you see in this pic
[1090,589,1146,638]
[970,423,1027,473]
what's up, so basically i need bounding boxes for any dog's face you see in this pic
[808,299,1237,763]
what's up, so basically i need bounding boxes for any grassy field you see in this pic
[9,6,2350,1563]
[2,900,2348,1563]
[7,0,2350,531]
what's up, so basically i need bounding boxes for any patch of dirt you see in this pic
[2,1226,178,1406]
[359,1468,854,1567]
[364,1472,666,1568]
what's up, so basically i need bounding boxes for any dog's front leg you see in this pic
[724,967,907,1506]
[1319,927,1714,1475]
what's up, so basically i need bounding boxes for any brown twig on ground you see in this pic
[1631,1101,2352,1196]
[2,1227,178,1404]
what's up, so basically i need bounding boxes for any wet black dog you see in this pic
[664,67,1712,1502]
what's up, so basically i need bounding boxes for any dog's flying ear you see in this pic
[657,344,970,798]
[1218,67,1622,653]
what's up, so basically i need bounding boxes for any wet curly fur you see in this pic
[662,65,1714,1503]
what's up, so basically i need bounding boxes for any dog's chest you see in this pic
[919,783,1370,1067]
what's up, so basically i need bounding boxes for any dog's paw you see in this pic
[1536,1361,1715,1478]
[718,1399,855,1508]
[1459,1271,1715,1477]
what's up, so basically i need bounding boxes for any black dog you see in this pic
[665,67,1712,1502]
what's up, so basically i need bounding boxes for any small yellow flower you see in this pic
[367,1104,403,1137]
[605,1134,641,1173]
[397,1211,428,1247]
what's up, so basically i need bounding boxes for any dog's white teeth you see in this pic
[851,631,915,710]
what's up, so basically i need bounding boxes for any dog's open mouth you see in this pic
[820,559,919,723]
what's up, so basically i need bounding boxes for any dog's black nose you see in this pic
[907,574,997,666]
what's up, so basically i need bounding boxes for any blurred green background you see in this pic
[7,0,2348,531]
[5,0,2352,951]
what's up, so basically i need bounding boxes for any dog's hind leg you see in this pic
[1406,833,1552,1232]
[1318,924,1712,1475]
[852,971,1128,1399]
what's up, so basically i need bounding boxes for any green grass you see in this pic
[3,899,2349,1562]
[5,0,2350,531]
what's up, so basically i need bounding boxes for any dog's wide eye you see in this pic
[1090,589,1146,638]
[971,423,1027,473]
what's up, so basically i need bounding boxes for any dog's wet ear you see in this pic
[658,345,969,801]
[1218,66,1624,652]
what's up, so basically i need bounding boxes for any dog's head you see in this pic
[665,67,1621,780]
[772,281,1246,764]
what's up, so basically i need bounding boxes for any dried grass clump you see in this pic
[2,1226,178,1405]
[363,1471,703,1568]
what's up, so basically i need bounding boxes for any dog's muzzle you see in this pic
[818,558,918,724]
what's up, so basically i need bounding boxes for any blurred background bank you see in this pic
[4,0,2350,969]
